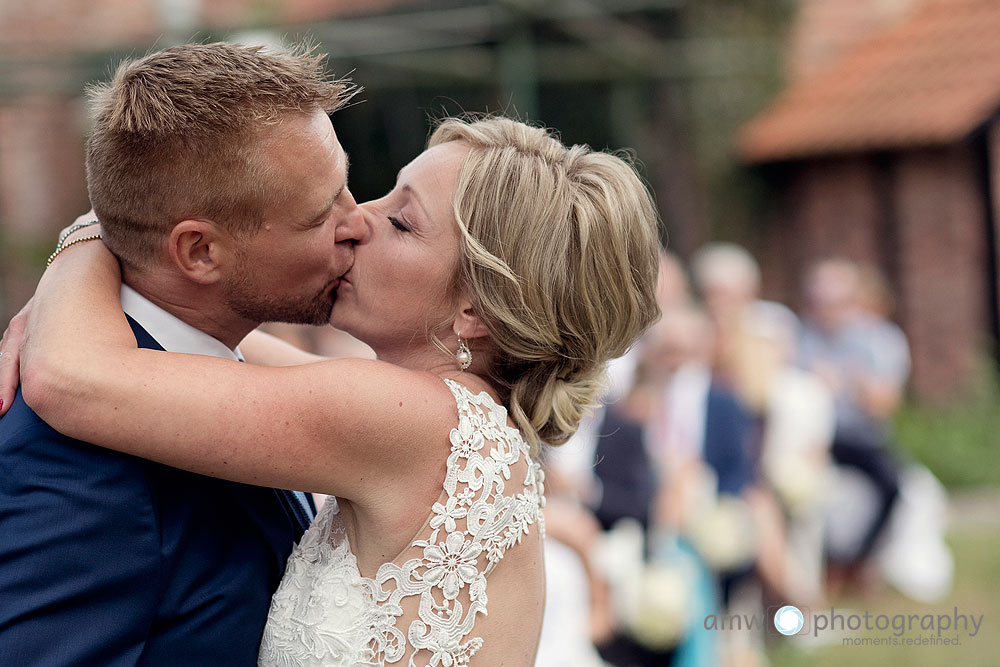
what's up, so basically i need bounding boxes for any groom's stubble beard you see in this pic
[222,261,337,326]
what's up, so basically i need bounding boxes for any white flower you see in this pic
[430,496,468,533]
[629,562,693,650]
[455,487,476,507]
[449,418,485,457]
[685,495,756,571]
[428,630,460,667]
[423,532,482,599]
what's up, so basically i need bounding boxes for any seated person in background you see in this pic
[638,306,758,574]
[797,258,908,581]
[585,306,758,667]
[749,305,835,608]
[690,242,798,425]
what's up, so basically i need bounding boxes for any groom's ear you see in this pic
[452,299,490,340]
[167,219,229,285]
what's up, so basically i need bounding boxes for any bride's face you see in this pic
[330,141,471,358]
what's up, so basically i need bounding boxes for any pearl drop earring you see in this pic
[455,335,472,370]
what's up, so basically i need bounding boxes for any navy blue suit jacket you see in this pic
[0,317,311,666]
[702,384,754,497]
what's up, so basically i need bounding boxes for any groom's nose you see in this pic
[334,188,368,244]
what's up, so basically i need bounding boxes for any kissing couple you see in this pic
[0,42,660,666]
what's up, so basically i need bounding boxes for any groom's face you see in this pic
[223,109,365,325]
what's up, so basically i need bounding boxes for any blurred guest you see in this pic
[852,263,912,416]
[690,243,799,458]
[535,496,614,667]
[641,307,754,510]
[684,249,801,603]
[852,264,954,601]
[635,307,758,666]
[639,308,764,589]
[690,243,760,337]
[797,259,909,575]
[541,251,693,667]
[749,306,835,607]
[546,250,692,507]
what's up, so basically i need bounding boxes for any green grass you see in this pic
[768,362,1000,665]
[894,363,1000,489]
[769,527,1000,667]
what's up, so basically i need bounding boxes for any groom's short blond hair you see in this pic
[86,42,356,268]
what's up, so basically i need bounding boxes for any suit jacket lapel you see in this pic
[126,314,166,352]
[276,490,313,533]
[126,313,313,534]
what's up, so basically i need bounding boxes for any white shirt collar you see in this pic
[121,284,244,362]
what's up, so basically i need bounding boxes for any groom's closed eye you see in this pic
[305,155,352,228]
[305,180,351,229]
[335,154,351,203]
[304,203,335,228]
[335,153,352,200]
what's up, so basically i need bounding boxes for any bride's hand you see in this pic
[1,209,105,416]
[0,298,30,417]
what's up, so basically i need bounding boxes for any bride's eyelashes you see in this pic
[388,216,411,232]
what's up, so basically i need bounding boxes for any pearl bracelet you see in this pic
[47,233,103,267]
[57,219,100,246]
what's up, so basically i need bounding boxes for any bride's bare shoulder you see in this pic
[310,358,463,418]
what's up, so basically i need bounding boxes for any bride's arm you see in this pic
[239,329,327,366]
[3,314,321,403]
[21,236,448,500]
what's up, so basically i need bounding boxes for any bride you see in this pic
[13,116,660,665]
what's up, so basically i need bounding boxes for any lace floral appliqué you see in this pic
[258,379,545,667]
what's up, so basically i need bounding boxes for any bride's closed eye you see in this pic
[388,216,411,232]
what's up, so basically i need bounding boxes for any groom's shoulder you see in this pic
[0,386,144,474]
[0,387,65,443]
[0,311,153,448]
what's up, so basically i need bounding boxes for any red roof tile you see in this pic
[0,0,418,55]
[739,0,1000,162]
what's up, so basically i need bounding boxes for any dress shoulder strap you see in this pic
[368,378,545,665]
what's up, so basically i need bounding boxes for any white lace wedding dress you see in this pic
[258,379,546,666]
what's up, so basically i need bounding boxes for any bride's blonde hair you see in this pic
[429,116,661,450]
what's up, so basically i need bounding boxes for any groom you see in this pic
[0,43,366,665]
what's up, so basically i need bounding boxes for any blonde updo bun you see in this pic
[430,116,661,450]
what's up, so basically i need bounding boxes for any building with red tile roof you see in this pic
[741,0,1000,162]
[739,0,1000,399]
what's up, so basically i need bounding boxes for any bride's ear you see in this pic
[453,299,490,340]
